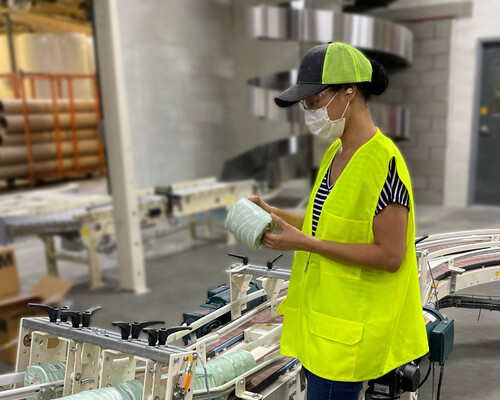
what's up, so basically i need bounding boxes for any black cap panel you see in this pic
[297,43,328,84]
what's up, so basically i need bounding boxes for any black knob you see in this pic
[59,306,70,323]
[267,253,283,269]
[228,253,249,265]
[28,303,59,323]
[112,322,131,340]
[158,326,193,346]
[143,328,159,346]
[60,311,82,328]
[82,306,101,328]
[131,321,164,340]
[399,363,420,393]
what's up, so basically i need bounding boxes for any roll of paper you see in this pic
[24,362,66,400]
[224,198,276,250]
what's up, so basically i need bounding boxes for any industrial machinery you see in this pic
[0,229,498,400]
[0,178,254,289]
[182,278,268,345]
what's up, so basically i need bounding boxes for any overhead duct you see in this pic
[222,1,413,187]
[245,1,413,140]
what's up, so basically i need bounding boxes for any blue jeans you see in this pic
[303,367,363,400]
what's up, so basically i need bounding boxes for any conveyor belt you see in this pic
[0,194,165,244]
[427,252,500,284]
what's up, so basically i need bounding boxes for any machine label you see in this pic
[374,383,390,394]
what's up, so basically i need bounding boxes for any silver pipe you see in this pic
[0,372,24,387]
[0,380,63,400]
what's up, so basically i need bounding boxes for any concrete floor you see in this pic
[1,177,499,399]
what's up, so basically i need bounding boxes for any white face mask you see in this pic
[303,91,350,141]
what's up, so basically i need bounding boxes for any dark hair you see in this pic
[327,60,388,102]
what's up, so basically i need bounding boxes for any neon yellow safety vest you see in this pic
[277,128,429,382]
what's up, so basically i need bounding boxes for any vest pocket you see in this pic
[316,212,370,280]
[309,309,364,346]
[307,310,364,379]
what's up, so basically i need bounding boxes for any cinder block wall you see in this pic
[116,0,235,189]
[379,20,452,204]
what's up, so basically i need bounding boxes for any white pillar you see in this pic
[92,0,147,294]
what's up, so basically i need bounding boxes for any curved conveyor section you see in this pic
[417,230,500,307]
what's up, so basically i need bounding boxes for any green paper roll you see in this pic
[193,350,256,399]
[61,380,143,400]
[25,362,66,400]
[224,198,276,250]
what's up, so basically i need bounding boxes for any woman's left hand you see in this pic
[261,214,310,251]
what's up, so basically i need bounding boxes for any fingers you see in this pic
[261,231,278,249]
[270,213,286,229]
[248,195,271,213]
[262,237,276,249]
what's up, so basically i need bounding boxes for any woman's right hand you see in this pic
[248,195,273,214]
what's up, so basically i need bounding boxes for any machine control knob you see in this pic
[158,326,193,346]
[112,322,132,340]
[28,303,59,323]
[59,306,70,323]
[60,311,82,328]
[143,328,159,346]
[82,306,102,328]
[131,321,164,340]
[267,253,283,269]
[228,253,249,265]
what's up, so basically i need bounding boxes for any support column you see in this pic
[92,0,147,294]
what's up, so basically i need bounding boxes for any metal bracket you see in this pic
[235,377,262,400]
[449,261,466,294]
[37,385,58,400]
[258,277,284,317]
[165,352,198,400]
[230,273,252,320]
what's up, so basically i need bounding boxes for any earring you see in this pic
[346,88,353,94]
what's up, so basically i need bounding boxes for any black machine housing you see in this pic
[365,304,454,399]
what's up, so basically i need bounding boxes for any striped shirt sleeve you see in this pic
[375,157,410,215]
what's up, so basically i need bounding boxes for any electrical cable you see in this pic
[418,359,433,388]
[427,260,439,308]
[194,351,212,400]
[431,361,435,400]
[436,364,445,400]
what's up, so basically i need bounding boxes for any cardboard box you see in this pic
[0,247,72,364]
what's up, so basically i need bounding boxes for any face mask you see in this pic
[303,91,350,141]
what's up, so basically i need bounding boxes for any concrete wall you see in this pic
[445,0,500,206]
[379,19,453,204]
[116,0,235,189]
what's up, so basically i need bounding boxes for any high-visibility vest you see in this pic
[277,129,429,382]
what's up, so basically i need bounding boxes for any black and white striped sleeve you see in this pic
[375,158,410,216]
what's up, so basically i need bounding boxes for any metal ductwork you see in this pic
[222,1,412,187]
[245,1,413,140]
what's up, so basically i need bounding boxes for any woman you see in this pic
[249,42,429,399]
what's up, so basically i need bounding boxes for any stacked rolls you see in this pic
[0,99,102,181]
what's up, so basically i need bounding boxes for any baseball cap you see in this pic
[275,42,373,108]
